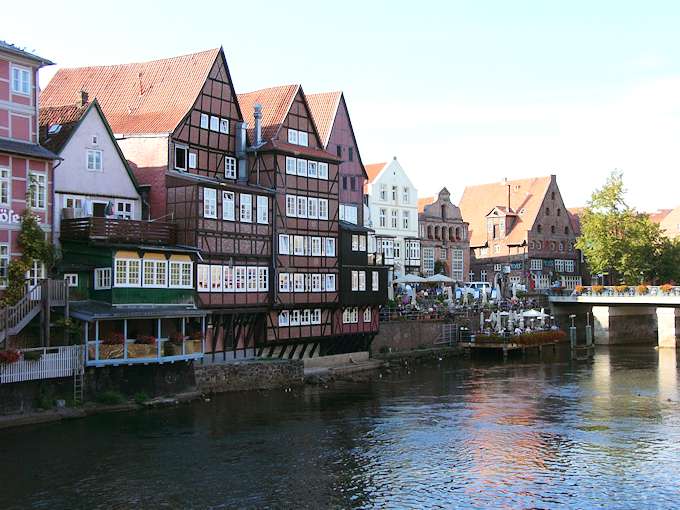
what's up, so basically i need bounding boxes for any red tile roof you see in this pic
[237,84,299,142]
[365,162,387,184]
[417,196,435,213]
[40,48,220,135]
[39,102,89,153]
[648,208,673,224]
[567,207,584,236]
[660,206,680,239]
[459,176,553,247]
[306,91,342,148]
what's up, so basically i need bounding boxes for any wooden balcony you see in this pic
[61,218,177,246]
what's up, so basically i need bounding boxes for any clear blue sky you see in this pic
[6,0,680,210]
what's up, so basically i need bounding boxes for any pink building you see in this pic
[0,41,56,290]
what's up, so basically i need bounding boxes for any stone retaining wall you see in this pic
[372,321,446,353]
[194,359,304,394]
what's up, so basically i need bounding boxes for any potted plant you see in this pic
[636,284,649,295]
[128,334,157,358]
[614,285,628,295]
[185,331,204,354]
[574,285,584,295]
[0,349,21,364]
[660,283,674,294]
[22,350,43,362]
[591,285,605,295]
[164,331,185,356]
[96,333,125,360]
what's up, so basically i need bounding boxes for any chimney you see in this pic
[254,103,263,145]
[77,89,89,107]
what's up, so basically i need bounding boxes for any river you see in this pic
[1,347,679,509]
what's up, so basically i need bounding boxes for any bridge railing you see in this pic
[572,285,680,298]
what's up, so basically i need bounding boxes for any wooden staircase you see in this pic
[0,279,68,346]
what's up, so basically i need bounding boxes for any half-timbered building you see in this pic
[41,48,273,359]
[237,85,342,357]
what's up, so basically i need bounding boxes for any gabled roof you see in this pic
[417,196,435,213]
[459,176,553,247]
[648,208,673,224]
[39,99,140,189]
[237,84,300,142]
[365,162,387,183]
[41,48,221,135]
[0,40,54,66]
[306,91,342,148]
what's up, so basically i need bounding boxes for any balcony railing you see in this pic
[61,217,177,246]
[0,346,83,384]
[86,337,204,366]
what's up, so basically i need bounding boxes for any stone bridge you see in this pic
[549,286,680,348]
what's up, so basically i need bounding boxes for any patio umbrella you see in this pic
[426,274,455,284]
[394,274,427,284]
[522,309,548,318]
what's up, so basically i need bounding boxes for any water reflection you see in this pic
[0,348,679,509]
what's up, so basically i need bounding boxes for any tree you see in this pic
[434,259,448,275]
[576,171,667,284]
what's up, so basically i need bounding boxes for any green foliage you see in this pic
[134,391,150,405]
[1,208,54,306]
[576,171,673,284]
[434,259,448,275]
[96,390,126,405]
[35,384,55,410]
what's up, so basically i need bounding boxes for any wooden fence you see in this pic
[60,217,176,245]
[0,345,83,384]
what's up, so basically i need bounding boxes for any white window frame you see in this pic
[318,199,329,220]
[565,259,575,273]
[530,259,543,271]
[210,115,219,132]
[312,273,322,292]
[297,159,308,177]
[86,149,103,171]
[142,259,168,289]
[363,308,372,323]
[308,197,318,219]
[223,266,234,292]
[200,113,209,129]
[188,152,197,169]
[210,265,223,292]
[256,196,268,224]
[64,273,78,288]
[325,274,336,291]
[115,201,134,220]
[278,234,290,255]
[234,266,247,292]
[0,167,10,206]
[311,237,322,256]
[240,194,252,223]
[379,209,386,228]
[301,309,311,325]
[203,188,217,219]
[351,270,359,291]
[286,195,297,217]
[286,157,297,175]
[312,308,321,325]
[352,235,359,251]
[246,267,258,292]
[293,235,305,256]
[27,172,46,210]
[222,191,235,221]
[325,238,336,257]
[278,310,290,327]
[225,157,237,179]
[94,268,112,290]
[258,267,269,292]
[359,236,367,252]
[290,309,300,326]
[359,271,366,291]
[293,274,304,293]
[11,65,31,95]
[372,271,379,291]
[298,131,309,147]
[308,161,318,178]
[279,273,290,292]
[219,118,229,134]
[296,196,308,218]
[114,258,141,287]
[318,162,328,180]
[288,129,298,145]
[197,264,210,292]
[169,261,193,289]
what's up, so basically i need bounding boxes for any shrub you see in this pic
[591,285,605,294]
[660,283,674,294]
[135,335,157,345]
[636,284,649,295]
[134,391,150,405]
[614,285,628,293]
[0,350,20,364]
[22,350,43,362]
[96,390,126,405]
[103,332,125,345]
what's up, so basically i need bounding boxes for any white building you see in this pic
[40,98,144,243]
[364,158,420,277]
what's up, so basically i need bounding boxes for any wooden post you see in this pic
[64,284,70,345]
[94,320,99,361]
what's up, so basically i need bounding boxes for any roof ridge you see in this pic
[52,47,220,72]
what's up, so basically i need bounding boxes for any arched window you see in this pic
[427,225,433,239]
[537,224,542,233]
[449,227,454,240]
[564,226,569,235]
[435,226,440,240]
[441,226,447,241]
[455,227,461,241]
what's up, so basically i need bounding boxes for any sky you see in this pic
[5,0,680,210]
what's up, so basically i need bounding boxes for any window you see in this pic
[278,311,290,327]
[220,266,233,292]
[324,274,336,291]
[297,196,308,218]
[402,210,409,229]
[343,205,358,224]
[351,270,359,291]
[210,116,219,132]
[225,157,236,179]
[279,234,290,255]
[391,186,398,202]
[494,264,502,272]
[174,145,187,171]
[258,267,269,291]
[350,176,357,191]
[286,157,297,175]
[308,197,318,219]
[220,119,229,134]
[352,235,359,251]
[325,238,336,257]
[469,271,475,281]
[363,308,372,323]
[557,208,561,217]
[311,237,322,256]
[197,265,210,291]
[480,247,488,256]
[318,162,329,180]
[298,132,308,147]
[348,147,354,161]
[537,224,542,233]
[222,191,235,221]
[210,265,223,292]
[308,161,318,178]
[379,209,386,228]
[294,274,304,292]
[494,245,501,253]
[559,241,564,252]
[351,308,359,323]
[64,273,78,288]
[94,268,111,290]
[294,235,305,256]
[545,207,550,215]
[290,309,300,326]
[188,152,197,169]
[203,188,217,218]
[240,194,252,223]
[312,273,322,292]
[551,225,556,234]
[318,199,329,220]
[143,260,167,288]
[286,195,296,217]
[379,184,387,201]
[530,259,543,270]
[115,258,141,287]
[452,249,464,281]
[394,241,401,259]
[423,247,435,275]
[359,271,366,291]
[27,172,46,209]
[372,271,379,291]
[11,65,30,95]
[565,259,575,273]
[0,168,9,205]
[257,196,268,224]
[343,308,351,324]
[116,201,133,220]
[86,149,102,171]
[169,261,193,288]
[480,270,487,282]
[200,113,209,129]
[301,309,311,325]
[234,267,246,291]
[246,267,257,292]
[391,210,398,228]
[279,273,290,292]
[337,145,342,158]
[297,159,308,177]
[565,226,570,235]
[402,187,409,204]
[288,129,298,144]
[555,259,565,272]
[312,308,321,325]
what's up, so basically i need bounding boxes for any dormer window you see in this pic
[48,124,62,135]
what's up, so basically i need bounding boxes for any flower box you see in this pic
[184,339,203,354]
[127,344,157,359]
[93,344,124,360]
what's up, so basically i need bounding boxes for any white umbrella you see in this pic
[463,289,469,305]
[426,274,455,283]
[480,312,485,330]
[394,274,427,284]
[522,309,548,318]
